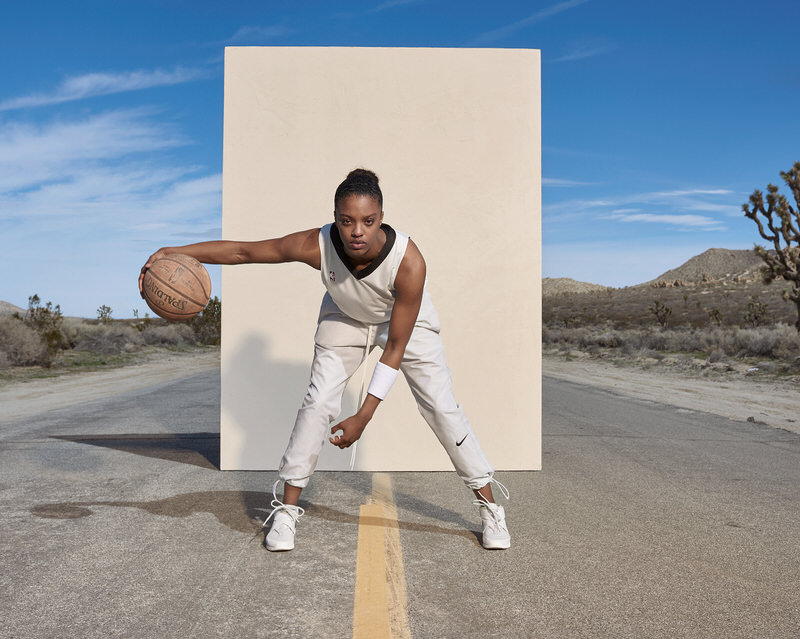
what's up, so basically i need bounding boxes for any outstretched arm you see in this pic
[329,239,426,448]
[138,228,321,295]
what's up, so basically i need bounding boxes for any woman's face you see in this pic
[334,194,385,262]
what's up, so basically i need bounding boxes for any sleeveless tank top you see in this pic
[317,223,439,330]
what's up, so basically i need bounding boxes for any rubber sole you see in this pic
[265,538,295,552]
[481,536,511,550]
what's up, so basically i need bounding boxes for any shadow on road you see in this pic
[51,433,220,470]
[30,490,481,545]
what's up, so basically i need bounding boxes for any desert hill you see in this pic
[0,301,24,315]
[543,248,764,296]
[542,278,608,297]
[542,246,798,329]
[645,248,762,286]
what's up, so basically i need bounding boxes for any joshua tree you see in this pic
[97,305,113,323]
[743,162,800,331]
[743,295,770,328]
[649,299,672,329]
[13,294,67,365]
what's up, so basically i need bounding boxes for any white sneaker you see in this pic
[474,500,511,550]
[262,481,304,552]
[265,508,303,551]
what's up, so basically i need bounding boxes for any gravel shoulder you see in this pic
[544,352,800,435]
[0,348,220,423]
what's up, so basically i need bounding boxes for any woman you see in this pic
[140,169,510,551]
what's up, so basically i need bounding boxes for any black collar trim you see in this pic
[330,223,396,280]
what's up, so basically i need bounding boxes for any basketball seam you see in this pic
[143,300,197,320]
[160,256,211,299]
[147,271,209,309]
[142,296,199,318]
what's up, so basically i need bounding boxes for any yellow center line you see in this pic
[352,473,412,639]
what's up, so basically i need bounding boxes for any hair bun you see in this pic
[334,167,383,209]
[346,168,379,184]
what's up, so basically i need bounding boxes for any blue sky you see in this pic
[1,0,798,317]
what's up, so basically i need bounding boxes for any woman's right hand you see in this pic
[138,248,169,298]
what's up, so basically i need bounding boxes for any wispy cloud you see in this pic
[545,186,738,231]
[553,42,615,63]
[226,25,295,43]
[0,66,210,111]
[547,187,737,215]
[652,189,733,197]
[0,109,219,232]
[471,0,590,45]
[605,212,725,230]
[0,109,187,192]
[0,105,222,316]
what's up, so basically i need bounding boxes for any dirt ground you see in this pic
[543,352,800,435]
[0,349,220,423]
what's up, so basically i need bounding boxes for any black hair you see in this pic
[334,168,383,211]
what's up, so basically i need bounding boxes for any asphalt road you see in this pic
[1,370,799,638]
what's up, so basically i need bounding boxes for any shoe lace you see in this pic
[472,476,510,527]
[474,476,510,506]
[472,499,506,528]
[257,480,305,528]
[474,499,511,531]
[488,476,510,501]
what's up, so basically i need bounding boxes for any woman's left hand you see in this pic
[329,414,368,449]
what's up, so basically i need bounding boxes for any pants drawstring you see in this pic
[350,323,376,470]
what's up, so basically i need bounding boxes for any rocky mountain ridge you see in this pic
[643,248,763,287]
[544,248,765,296]
[0,301,25,315]
[542,278,609,297]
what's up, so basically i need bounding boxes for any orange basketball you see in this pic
[142,254,211,321]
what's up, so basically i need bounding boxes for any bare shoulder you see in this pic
[396,238,426,291]
[243,227,321,268]
[294,227,322,250]
[281,227,321,268]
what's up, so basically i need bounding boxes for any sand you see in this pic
[0,350,220,423]
[544,353,800,435]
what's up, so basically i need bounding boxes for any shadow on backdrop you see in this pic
[222,329,359,471]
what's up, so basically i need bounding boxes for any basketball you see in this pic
[142,254,211,321]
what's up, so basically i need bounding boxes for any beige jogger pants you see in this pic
[277,302,495,490]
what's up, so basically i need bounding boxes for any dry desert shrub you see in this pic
[62,316,91,347]
[707,349,731,364]
[141,323,196,348]
[73,324,144,355]
[544,324,800,361]
[732,325,800,358]
[14,294,68,365]
[189,295,221,345]
[0,316,48,366]
[543,280,796,329]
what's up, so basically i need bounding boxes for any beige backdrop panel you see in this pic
[221,47,541,472]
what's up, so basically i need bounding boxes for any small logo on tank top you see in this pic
[329,270,336,282]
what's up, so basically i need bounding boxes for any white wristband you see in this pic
[367,362,399,400]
